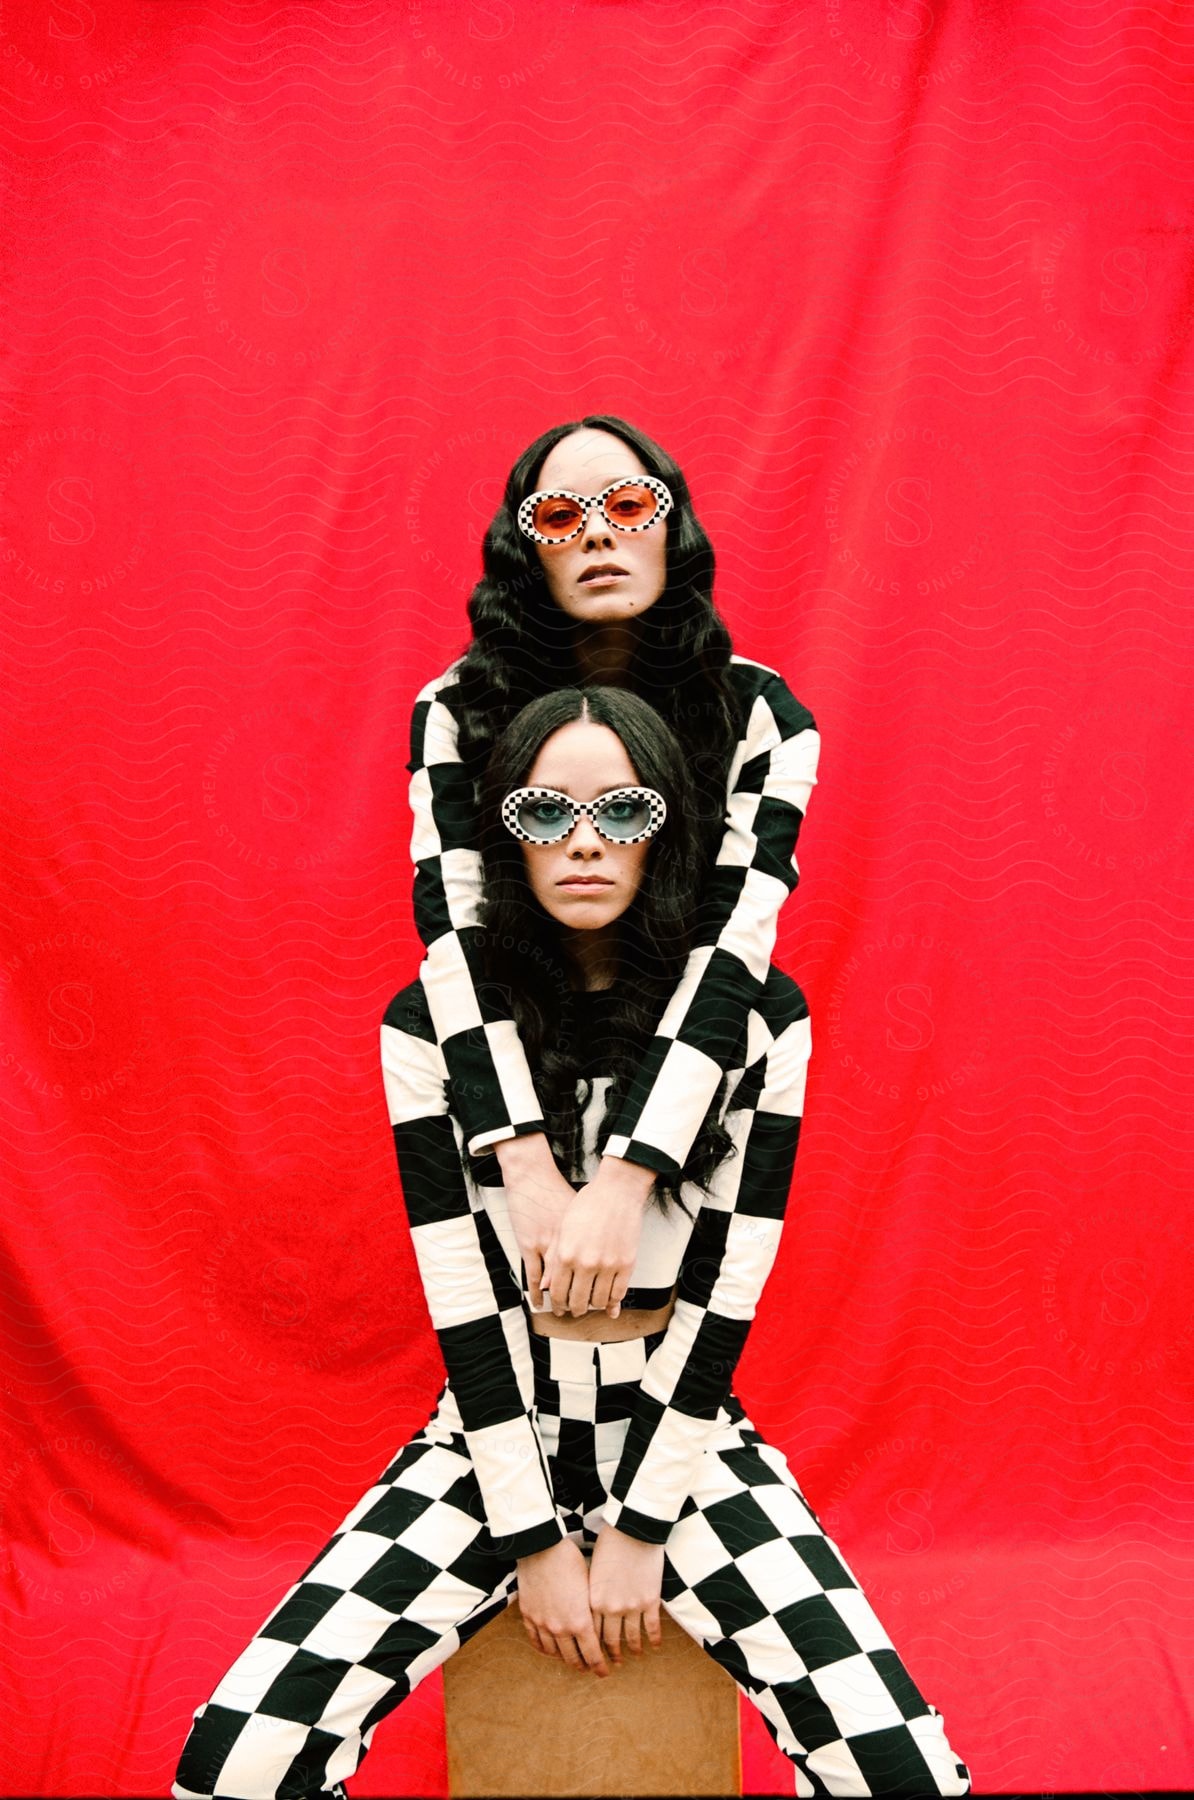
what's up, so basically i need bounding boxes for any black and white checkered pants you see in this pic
[173,1331,972,1799]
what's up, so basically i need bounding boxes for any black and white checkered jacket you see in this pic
[407,653,820,1178]
[380,969,812,1558]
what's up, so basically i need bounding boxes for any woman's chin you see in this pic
[544,896,623,929]
[561,591,648,623]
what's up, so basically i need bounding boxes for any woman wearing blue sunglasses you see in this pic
[174,683,970,1798]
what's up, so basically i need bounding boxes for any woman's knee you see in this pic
[173,1700,342,1800]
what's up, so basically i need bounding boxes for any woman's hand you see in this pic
[493,1133,584,1310]
[587,1524,665,1662]
[543,1155,656,1317]
[515,1538,610,1676]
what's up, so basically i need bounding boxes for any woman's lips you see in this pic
[578,570,630,586]
[556,877,614,890]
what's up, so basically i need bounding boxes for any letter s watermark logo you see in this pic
[1098,751,1147,822]
[48,1,97,40]
[1099,247,1148,318]
[887,0,934,41]
[261,249,310,318]
[47,477,96,545]
[884,476,933,548]
[469,0,515,41]
[885,982,934,1053]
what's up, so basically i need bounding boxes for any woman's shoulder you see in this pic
[751,964,811,1033]
[726,654,817,736]
[413,656,468,709]
[381,977,436,1044]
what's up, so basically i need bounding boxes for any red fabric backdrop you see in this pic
[2,2,1192,1793]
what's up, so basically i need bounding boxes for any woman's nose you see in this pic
[580,504,615,548]
[567,817,603,854]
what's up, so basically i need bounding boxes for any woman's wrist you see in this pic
[494,1130,554,1175]
[596,1153,656,1204]
[599,1521,658,1550]
[516,1536,573,1568]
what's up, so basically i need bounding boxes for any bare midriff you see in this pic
[528,1286,677,1342]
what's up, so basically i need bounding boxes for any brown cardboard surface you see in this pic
[443,1598,741,1797]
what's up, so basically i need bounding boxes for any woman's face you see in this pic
[530,428,669,625]
[518,719,653,930]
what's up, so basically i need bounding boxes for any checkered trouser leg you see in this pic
[654,1405,973,1798]
[172,1392,520,1800]
[527,1335,972,1800]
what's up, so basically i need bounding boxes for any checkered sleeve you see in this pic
[380,985,567,1558]
[602,976,812,1545]
[602,661,820,1179]
[408,666,547,1158]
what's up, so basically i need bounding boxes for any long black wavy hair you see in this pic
[451,414,743,868]
[477,685,734,1213]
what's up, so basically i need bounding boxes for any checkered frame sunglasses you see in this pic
[517,476,673,545]
[501,785,668,845]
